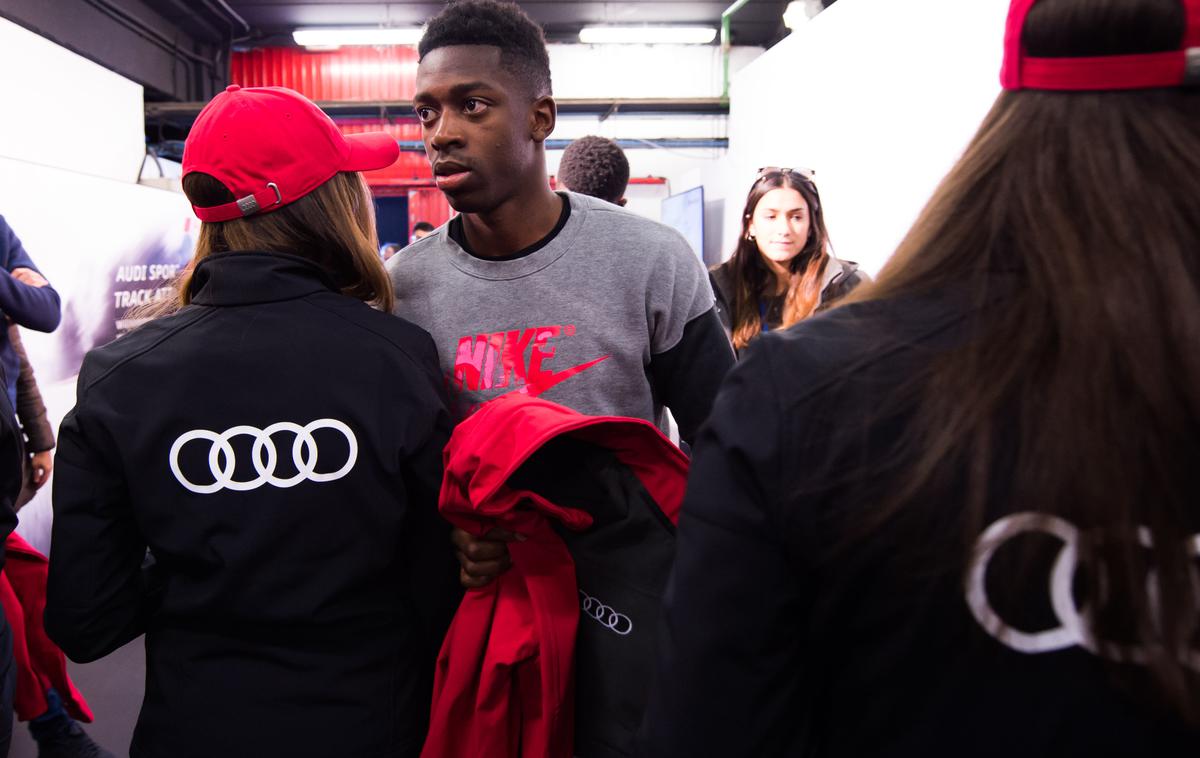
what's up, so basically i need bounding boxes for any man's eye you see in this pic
[415,107,436,123]
[464,98,488,114]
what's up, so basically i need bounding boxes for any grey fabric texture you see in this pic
[387,191,713,425]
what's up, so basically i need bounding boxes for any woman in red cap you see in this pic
[45,85,459,758]
[639,0,1200,755]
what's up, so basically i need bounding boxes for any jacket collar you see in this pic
[188,251,338,306]
[817,249,857,304]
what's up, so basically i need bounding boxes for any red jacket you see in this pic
[2,532,92,722]
[422,394,688,758]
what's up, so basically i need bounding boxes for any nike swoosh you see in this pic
[514,354,610,399]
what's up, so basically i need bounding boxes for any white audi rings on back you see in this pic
[965,511,1200,672]
[579,589,633,636]
[169,418,358,494]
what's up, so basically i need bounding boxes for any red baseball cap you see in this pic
[182,85,399,222]
[1001,0,1200,91]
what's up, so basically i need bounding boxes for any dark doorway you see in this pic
[374,195,409,249]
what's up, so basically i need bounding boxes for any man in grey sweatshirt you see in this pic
[387,0,735,583]
[389,0,733,442]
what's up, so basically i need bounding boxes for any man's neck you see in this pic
[461,186,563,259]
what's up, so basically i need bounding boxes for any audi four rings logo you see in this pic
[966,511,1200,671]
[169,419,358,494]
[579,589,633,636]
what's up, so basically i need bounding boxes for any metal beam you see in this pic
[146,97,730,133]
[0,0,226,101]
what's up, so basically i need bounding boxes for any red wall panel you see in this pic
[231,46,418,102]
[407,189,454,229]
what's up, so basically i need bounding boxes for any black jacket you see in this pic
[709,252,866,344]
[46,252,460,758]
[637,289,1199,757]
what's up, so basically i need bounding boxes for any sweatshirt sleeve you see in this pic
[636,338,812,756]
[0,217,62,332]
[645,229,734,445]
[46,359,152,662]
[647,307,734,446]
[10,325,54,452]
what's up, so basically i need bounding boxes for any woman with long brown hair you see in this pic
[709,168,865,352]
[45,86,459,758]
[639,0,1200,755]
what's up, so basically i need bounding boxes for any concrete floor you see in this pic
[9,637,144,758]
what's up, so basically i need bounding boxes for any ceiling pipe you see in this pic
[204,0,250,35]
[720,0,754,100]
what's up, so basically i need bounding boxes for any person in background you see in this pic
[45,85,459,758]
[638,0,1200,755]
[10,327,51,512]
[0,219,61,410]
[557,135,630,207]
[410,221,435,242]
[380,242,402,262]
[0,374,23,758]
[6,323,113,758]
[708,168,864,353]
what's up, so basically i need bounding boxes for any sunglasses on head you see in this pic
[756,166,816,180]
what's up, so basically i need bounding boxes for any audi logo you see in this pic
[579,589,633,636]
[965,511,1200,671]
[169,418,358,494]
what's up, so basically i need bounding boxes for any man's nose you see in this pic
[429,110,465,152]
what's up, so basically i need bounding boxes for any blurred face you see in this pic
[414,45,554,215]
[747,187,811,264]
[412,228,431,240]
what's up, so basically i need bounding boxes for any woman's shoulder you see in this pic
[756,289,970,410]
[708,259,736,295]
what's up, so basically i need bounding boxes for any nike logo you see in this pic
[451,324,609,399]
[517,354,609,398]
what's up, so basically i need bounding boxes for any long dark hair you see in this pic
[846,0,1199,721]
[726,170,831,350]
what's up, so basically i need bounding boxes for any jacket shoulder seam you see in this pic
[300,298,436,378]
[80,308,217,393]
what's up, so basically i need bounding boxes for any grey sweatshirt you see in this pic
[387,192,731,438]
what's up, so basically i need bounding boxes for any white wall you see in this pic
[549,44,761,99]
[0,16,145,184]
[544,43,758,253]
[725,0,1011,274]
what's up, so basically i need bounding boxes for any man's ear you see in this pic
[530,95,556,143]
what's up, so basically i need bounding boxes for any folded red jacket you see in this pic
[422,394,687,758]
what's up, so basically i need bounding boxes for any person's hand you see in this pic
[450,526,523,588]
[11,267,48,288]
[30,450,52,488]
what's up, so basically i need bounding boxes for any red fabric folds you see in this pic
[421,394,688,758]
[2,533,93,722]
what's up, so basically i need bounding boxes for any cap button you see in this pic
[225,84,242,93]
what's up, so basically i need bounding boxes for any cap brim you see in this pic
[343,131,400,172]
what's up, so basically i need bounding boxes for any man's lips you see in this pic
[435,170,471,191]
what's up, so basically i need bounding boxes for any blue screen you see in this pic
[660,185,705,262]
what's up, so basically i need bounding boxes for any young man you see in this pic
[388,0,732,454]
[557,135,630,206]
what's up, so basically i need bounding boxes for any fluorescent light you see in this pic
[782,1,806,30]
[292,28,424,48]
[579,26,718,45]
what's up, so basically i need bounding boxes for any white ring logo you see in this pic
[169,418,358,494]
[579,589,633,636]
[965,511,1200,671]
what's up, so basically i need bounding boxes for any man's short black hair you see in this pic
[557,136,630,204]
[412,221,435,233]
[418,0,552,98]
